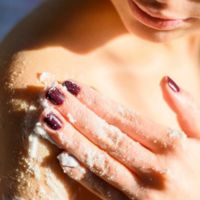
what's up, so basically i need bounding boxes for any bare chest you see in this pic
[16,48,184,129]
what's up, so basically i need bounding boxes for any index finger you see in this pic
[62,80,185,153]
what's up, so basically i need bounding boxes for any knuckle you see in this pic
[158,128,186,154]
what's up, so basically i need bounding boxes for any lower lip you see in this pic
[128,0,185,31]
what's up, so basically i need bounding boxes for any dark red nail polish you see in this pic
[167,76,180,92]
[43,112,62,130]
[46,87,65,105]
[62,80,81,96]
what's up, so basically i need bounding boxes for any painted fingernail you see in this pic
[43,112,63,130]
[46,87,65,105]
[62,80,81,96]
[166,76,180,92]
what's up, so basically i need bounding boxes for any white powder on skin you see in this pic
[38,187,46,197]
[26,72,58,159]
[84,150,110,178]
[57,152,79,168]
[67,113,77,124]
[85,150,96,168]
[95,154,109,177]
[167,128,186,139]
[58,152,87,181]
[106,125,123,150]
[19,72,71,199]
[40,98,49,109]
[44,168,68,200]
[28,134,39,159]
[20,155,41,181]
[33,122,58,146]
[32,165,41,180]
[39,72,56,88]
[27,121,58,159]
[29,105,37,111]
[167,128,187,149]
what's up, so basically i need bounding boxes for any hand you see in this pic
[39,77,200,200]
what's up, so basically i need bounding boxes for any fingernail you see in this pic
[62,80,81,96]
[46,87,65,105]
[43,112,63,130]
[166,76,180,92]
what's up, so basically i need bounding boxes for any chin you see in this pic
[138,30,186,43]
[110,0,199,43]
[124,20,191,43]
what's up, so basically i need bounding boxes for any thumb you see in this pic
[160,76,200,139]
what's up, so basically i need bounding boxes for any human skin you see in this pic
[39,78,200,199]
[0,0,200,199]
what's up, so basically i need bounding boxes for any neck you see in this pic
[64,0,200,63]
[36,0,200,66]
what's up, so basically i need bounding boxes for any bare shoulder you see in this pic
[0,47,72,199]
[0,25,96,200]
[0,1,118,197]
